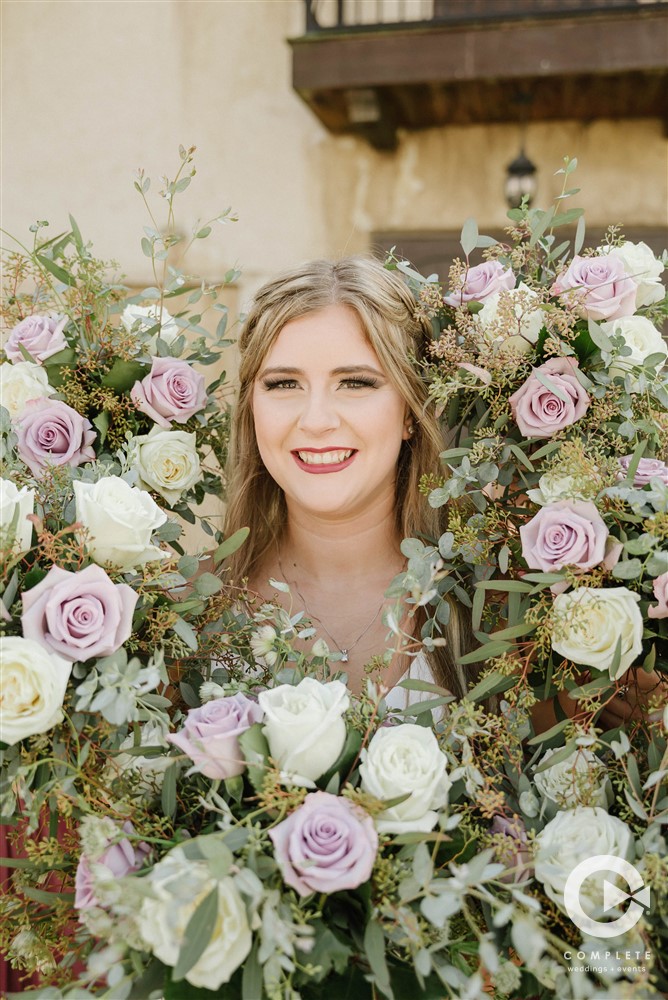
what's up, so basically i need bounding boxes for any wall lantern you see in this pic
[505,150,538,209]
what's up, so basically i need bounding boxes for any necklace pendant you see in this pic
[340,649,349,662]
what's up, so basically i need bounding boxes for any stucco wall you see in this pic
[3,0,667,310]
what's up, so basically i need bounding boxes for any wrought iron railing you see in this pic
[304,0,668,32]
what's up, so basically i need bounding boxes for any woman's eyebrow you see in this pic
[257,364,385,378]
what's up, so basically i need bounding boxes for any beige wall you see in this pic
[3,0,667,312]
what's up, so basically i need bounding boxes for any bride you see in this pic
[222,256,467,705]
[221,255,660,728]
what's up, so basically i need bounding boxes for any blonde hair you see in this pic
[224,256,471,696]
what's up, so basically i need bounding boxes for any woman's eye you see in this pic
[262,378,299,390]
[340,378,379,390]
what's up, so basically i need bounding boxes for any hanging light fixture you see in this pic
[505,149,538,210]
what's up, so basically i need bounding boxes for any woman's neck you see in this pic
[279,497,403,588]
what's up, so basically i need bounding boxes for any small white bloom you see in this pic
[534,806,634,911]
[601,314,667,376]
[600,240,665,308]
[131,427,201,505]
[0,636,72,745]
[0,361,55,417]
[360,723,451,833]
[200,681,227,702]
[121,303,180,345]
[258,677,349,783]
[0,478,35,551]
[534,746,608,808]
[137,847,251,990]
[249,624,278,666]
[74,476,167,571]
[518,789,540,818]
[476,282,544,355]
[510,914,546,965]
[526,472,593,506]
[311,637,330,658]
[551,586,643,680]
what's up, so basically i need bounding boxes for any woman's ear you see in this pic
[402,415,415,441]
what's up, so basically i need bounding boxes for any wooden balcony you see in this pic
[290,0,668,149]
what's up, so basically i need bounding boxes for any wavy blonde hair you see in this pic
[224,256,471,696]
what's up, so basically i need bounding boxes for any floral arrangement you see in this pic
[0,147,247,980]
[2,156,667,1000]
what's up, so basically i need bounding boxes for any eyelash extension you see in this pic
[261,376,380,390]
[340,377,379,389]
[262,378,299,390]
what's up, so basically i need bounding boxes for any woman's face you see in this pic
[252,303,410,522]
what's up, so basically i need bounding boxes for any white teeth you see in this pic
[297,450,353,465]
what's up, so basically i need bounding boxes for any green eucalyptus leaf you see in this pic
[36,254,77,287]
[213,526,250,566]
[172,887,219,982]
[460,217,478,258]
[464,671,517,702]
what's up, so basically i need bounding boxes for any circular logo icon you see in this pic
[563,854,650,939]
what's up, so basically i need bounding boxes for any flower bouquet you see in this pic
[0,147,246,981]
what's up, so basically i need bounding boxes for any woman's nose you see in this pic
[296,390,341,434]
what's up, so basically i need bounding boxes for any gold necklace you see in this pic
[276,555,385,663]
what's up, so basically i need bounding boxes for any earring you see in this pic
[406,422,415,437]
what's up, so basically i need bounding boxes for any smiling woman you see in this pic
[223,256,471,699]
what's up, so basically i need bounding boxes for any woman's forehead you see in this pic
[261,303,381,369]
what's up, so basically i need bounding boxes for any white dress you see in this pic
[383,652,447,713]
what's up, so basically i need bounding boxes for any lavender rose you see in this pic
[520,501,617,579]
[552,254,637,321]
[5,314,68,364]
[15,398,96,476]
[509,357,590,438]
[21,564,137,662]
[167,694,263,779]
[74,821,150,911]
[131,357,206,428]
[648,573,668,620]
[444,260,515,307]
[269,791,378,896]
[617,455,668,486]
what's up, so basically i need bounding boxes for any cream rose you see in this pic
[601,315,667,376]
[0,478,35,552]
[534,747,607,809]
[600,241,665,308]
[0,361,55,417]
[359,724,451,833]
[535,807,634,911]
[0,636,72,745]
[476,282,544,355]
[137,847,251,990]
[526,472,593,506]
[551,586,643,680]
[131,427,201,505]
[73,476,167,571]
[258,678,349,783]
[120,304,180,345]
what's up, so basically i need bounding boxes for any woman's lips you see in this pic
[291,448,358,474]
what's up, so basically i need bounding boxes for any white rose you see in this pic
[131,427,201,505]
[74,476,167,571]
[601,315,667,376]
[551,586,643,680]
[0,478,35,551]
[526,472,592,506]
[359,724,451,833]
[121,304,180,345]
[600,241,665,308]
[138,846,251,990]
[258,678,349,783]
[535,807,633,910]
[476,282,544,355]
[534,746,607,809]
[0,636,72,745]
[0,361,55,417]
